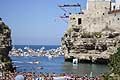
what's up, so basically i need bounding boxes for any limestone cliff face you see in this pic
[61,0,120,62]
[0,18,13,71]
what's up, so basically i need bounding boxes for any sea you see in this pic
[10,45,109,77]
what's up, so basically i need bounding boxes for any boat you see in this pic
[37,66,43,70]
[33,61,40,64]
[27,61,40,64]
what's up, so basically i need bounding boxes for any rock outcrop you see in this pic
[0,18,13,72]
[61,0,120,63]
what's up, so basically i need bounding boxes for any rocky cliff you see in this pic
[0,18,13,72]
[61,0,120,63]
[61,26,120,63]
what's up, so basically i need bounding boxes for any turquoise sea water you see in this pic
[11,45,109,77]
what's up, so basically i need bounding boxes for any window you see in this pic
[0,18,2,21]
[103,13,104,15]
[118,18,120,20]
[113,6,115,10]
[73,18,75,20]
[78,18,82,25]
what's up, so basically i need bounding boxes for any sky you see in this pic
[0,0,87,45]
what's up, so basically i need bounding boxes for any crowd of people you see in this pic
[0,71,103,80]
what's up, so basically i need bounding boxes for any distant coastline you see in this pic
[13,45,60,50]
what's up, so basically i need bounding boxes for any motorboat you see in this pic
[27,61,40,64]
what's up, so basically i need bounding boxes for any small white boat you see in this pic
[37,66,43,70]
[33,61,40,64]
[27,61,40,64]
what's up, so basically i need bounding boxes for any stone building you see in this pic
[61,0,120,63]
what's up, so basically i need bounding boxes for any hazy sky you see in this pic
[0,0,86,45]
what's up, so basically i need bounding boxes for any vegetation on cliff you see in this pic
[103,48,120,80]
[109,48,120,75]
